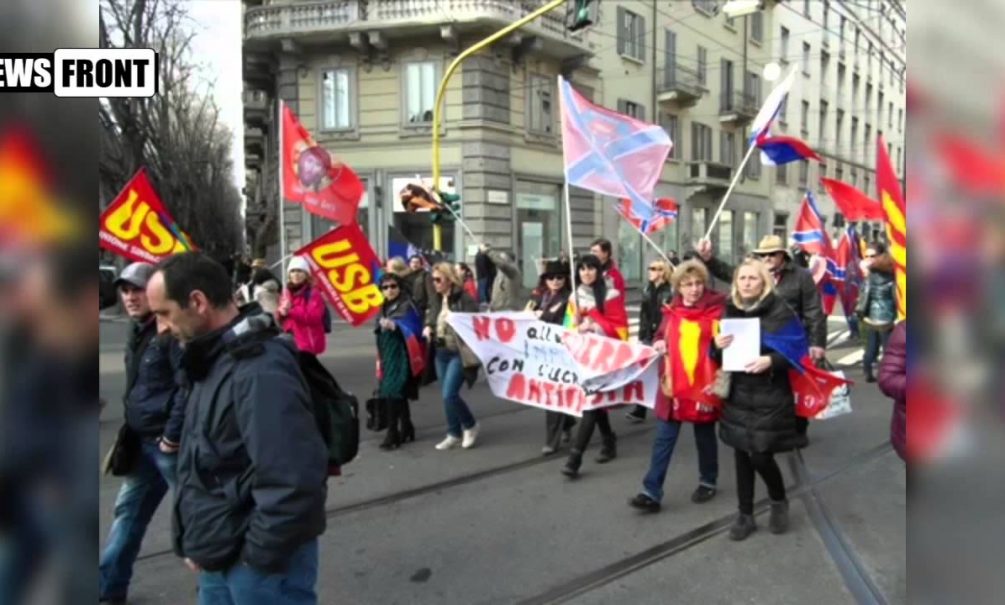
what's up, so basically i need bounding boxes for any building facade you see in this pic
[241,0,906,290]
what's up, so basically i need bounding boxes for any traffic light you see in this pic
[430,191,460,224]
[566,0,595,33]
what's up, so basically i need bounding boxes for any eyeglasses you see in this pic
[756,252,783,259]
[648,266,661,271]
[432,277,444,283]
[864,253,877,259]
[380,284,399,291]
[546,275,566,280]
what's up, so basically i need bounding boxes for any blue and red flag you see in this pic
[761,316,852,417]
[792,190,834,258]
[835,225,863,329]
[756,132,822,166]
[391,302,426,377]
[614,196,678,235]
[558,76,672,230]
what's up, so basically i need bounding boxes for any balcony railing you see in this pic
[657,64,705,107]
[244,0,587,51]
[719,90,759,122]
[687,161,732,184]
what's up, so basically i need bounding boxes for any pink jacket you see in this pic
[278,286,327,354]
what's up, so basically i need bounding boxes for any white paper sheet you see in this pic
[720,318,761,372]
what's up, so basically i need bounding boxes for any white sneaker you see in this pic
[461,423,480,449]
[435,435,462,450]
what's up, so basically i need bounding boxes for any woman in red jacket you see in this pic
[629,260,726,512]
[276,256,328,355]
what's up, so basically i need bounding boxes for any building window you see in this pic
[404,61,437,124]
[692,207,708,244]
[527,75,554,135]
[725,14,736,29]
[803,0,810,18]
[780,26,790,62]
[852,74,860,106]
[745,71,762,105]
[618,8,645,62]
[865,174,871,195]
[839,16,846,45]
[851,117,859,157]
[779,96,788,125]
[822,1,830,38]
[691,122,712,161]
[801,100,810,137]
[661,113,680,160]
[746,151,761,180]
[717,210,735,263]
[865,123,872,154]
[320,68,353,131]
[720,131,736,167]
[751,12,763,43]
[773,212,789,239]
[799,160,808,186]
[888,101,894,129]
[776,163,787,185]
[878,91,885,124]
[802,42,811,76]
[851,167,858,187]
[693,0,719,16]
[820,51,830,81]
[837,63,846,98]
[836,109,844,146]
[697,46,708,84]
[899,108,904,132]
[865,83,873,114]
[819,162,827,190]
[742,212,760,258]
[618,99,644,120]
[819,100,828,142]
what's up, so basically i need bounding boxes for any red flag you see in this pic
[296,223,383,327]
[99,168,194,264]
[820,177,884,221]
[791,356,853,418]
[665,304,722,406]
[935,134,1004,196]
[281,103,364,225]
[877,135,907,319]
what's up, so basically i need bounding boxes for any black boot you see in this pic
[769,500,790,534]
[728,513,757,541]
[595,433,617,464]
[561,450,582,478]
[379,400,401,450]
[398,398,415,444]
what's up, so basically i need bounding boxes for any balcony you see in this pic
[245,153,262,170]
[243,90,269,124]
[243,0,590,59]
[245,127,265,154]
[687,161,732,188]
[657,64,706,108]
[719,90,759,125]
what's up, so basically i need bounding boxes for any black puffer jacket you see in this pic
[714,292,808,454]
[173,307,327,573]
[638,281,673,344]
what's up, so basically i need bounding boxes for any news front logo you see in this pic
[0,49,157,97]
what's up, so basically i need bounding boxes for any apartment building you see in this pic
[773,0,907,242]
[242,0,601,289]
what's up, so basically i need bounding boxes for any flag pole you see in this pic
[702,142,758,242]
[563,180,579,316]
[278,99,287,275]
[637,228,675,270]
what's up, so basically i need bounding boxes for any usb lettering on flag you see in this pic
[99,168,194,264]
[298,223,384,327]
[558,77,671,228]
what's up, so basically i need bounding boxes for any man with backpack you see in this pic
[146,252,328,604]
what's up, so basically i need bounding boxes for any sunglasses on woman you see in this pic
[380,283,399,291]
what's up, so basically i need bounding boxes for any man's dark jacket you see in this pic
[704,256,827,348]
[172,307,327,573]
[124,316,185,442]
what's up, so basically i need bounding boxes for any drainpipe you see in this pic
[651,0,657,117]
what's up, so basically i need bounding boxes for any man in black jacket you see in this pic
[147,252,327,604]
[99,262,185,605]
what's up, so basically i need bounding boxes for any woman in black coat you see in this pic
[525,260,577,454]
[374,272,422,449]
[713,258,807,541]
[626,258,674,423]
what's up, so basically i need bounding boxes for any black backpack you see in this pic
[296,351,359,475]
[228,329,358,476]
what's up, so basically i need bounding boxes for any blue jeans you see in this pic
[98,439,177,600]
[198,539,319,605]
[641,419,718,503]
[478,277,491,304]
[435,349,476,438]
[863,325,892,375]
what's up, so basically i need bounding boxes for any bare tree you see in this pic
[100,0,244,262]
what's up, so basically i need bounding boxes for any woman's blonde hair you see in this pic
[648,258,674,284]
[432,262,463,288]
[730,258,775,308]
[670,259,708,290]
[386,256,408,276]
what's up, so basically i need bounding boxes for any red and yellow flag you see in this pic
[666,304,722,405]
[876,136,906,319]
[296,223,383,327]
[99,168,193,263]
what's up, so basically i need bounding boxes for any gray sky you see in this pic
[185,0,244,195]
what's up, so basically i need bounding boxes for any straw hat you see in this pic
[752,235,790,257]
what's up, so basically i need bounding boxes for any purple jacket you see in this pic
[878,321,907,461]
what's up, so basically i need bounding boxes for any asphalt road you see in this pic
[98,315,905,604]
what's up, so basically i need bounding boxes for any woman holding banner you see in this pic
[374,272,423,449]
[276,256,328,355]
[629,260,726,513]
[560,254,628,478]
[526,259,577,455]
[424,263,481,451]
[712,259,807,541]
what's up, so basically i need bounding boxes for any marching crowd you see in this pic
[98,234,905,604]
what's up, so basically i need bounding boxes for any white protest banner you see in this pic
[446,312,660,417]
